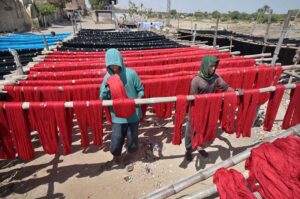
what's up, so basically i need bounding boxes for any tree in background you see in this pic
[36,2,56,27]
[89,0,106,10]
[170,9,177,18]
[212,10,220,19]
[128,1,138,19]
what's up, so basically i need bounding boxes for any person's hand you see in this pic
[105,84,110,91]
[235,88,244,96]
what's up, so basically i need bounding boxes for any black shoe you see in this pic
[185,150,193,161]
[198,149,209,158]
[112,156,122,165]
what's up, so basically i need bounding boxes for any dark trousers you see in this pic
[110,122,139,156]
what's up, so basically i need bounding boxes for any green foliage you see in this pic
[271,14,284,23]
[128,1,138,17]
[170,9,177,17]
[36,2,56,16]
[211,10,220,18]
[89,0,106,10]
[194,11,205,19]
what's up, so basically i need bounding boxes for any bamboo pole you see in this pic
[140,124,300,199]
[284,70,300,79]
[213,16,220,49]
[2,65,300,86]
[255,57,272,62]
[271,10,292,66]
[244,53,271,58]
[177,30,299,50]
[4,83,294,110]
[216,45,234,50]
[261,9,273,54]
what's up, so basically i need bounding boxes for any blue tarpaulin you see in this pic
[138,22,164,30]
[0,33,72,50]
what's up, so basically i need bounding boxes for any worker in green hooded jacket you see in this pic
[100,48,144,163]
[185,55,234,161]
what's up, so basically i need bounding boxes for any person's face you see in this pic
[208,63,217,75]
[109,65,121,75]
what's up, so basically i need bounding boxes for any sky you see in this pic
[116,0,300,14]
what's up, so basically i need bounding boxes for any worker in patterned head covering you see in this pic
[185,55,234,161]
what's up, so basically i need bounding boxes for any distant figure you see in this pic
[50,31,62,44]
[150,22,154,30]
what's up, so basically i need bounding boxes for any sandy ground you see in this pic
[169,18,300,40]
[0,16,297,199]
[31,16,300,40]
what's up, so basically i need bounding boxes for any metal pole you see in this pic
[229,36,233,52]
[166,0,171,27]
[141,124,300,199]
[71,13,75,34]
[177,15,179,30]
[213,15,220,50]
[192,24,197,45]
[251,9,264,35]
[42,34,49,51]
[288,47,300,83]
[8,49,24,75]
[271,10,293,66]
[262,9,273,54]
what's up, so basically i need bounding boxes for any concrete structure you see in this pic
[0,0,34,32]
[0,0,68,33]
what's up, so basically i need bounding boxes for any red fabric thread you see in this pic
[236,90,260,138]
[28,102,59,154]
[282,84,300,129]
[220,92,238,133]
[172,95,188,145]
[51,102,73,155]
[106,75,136,118]
[190,93,222,148]
[0,102,15,159]
[245,136,300,199]
[263,85,285,131]
[73,101,103,148]
[213,168,256,199]
[5,103,35,160]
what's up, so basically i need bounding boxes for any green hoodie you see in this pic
[100,48,144,124]
[198,55,219,81]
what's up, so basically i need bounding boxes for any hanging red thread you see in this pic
[172,95,188,145]
[190,93,222,148]
[28,102,59,154]
[263,85,285,131]
[282,84,300,129]
[5,103,35,160]
[0,102,15,159]
[73,101,103,148]
[236,90,260,138]
[51,102,73,155]
[220,92,238,133]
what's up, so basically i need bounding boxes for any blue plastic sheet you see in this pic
[0,33,72,50]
